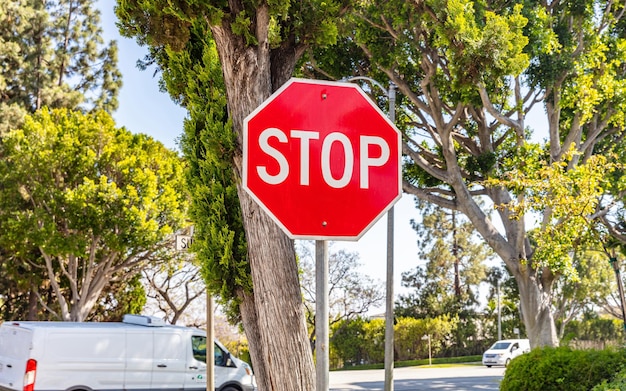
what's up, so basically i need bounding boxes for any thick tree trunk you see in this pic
[517,270,558,348]
[452,177,559,347]
[236,190,315,391]
[210,11,315,391]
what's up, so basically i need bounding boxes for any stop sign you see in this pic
[243,78,401,240]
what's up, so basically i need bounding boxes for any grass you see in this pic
[335,355,483,371]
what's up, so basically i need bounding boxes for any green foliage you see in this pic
[553,251,616,337]
[362,319,386,363]
[0,0,121,134]
[89,273,147,322]
[330,318,386,366]
[157,19,250,322]
[489,146,618,279]
[500,347,626,391]
[562,314,624,343]
[394,316,457,361]
[116,0,346,57]
[481,267,526,342]
[330,315,460,366]
[397,204,491,353]
[302,0,626,348]
[592,366,626,391]
[0,108,187,320]
[331,317,369,366]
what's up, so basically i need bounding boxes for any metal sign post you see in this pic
[176,227,213,391]
[206,294,214,391]
[316,240,329,391]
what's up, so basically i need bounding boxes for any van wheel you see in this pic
[486,365,492,368]
[220,387,239,391]
[505,358,511,367]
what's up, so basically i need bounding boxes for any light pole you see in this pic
[343,76,397,391]
[421,334,432,365]
[609,255,626,331]
[497,280,502,341]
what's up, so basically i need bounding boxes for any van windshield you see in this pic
[491,342,512,350]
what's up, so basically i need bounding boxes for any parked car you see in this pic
[0,314,256,391]
[482,338,531,367]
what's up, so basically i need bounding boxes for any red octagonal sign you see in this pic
[243,78,401,240]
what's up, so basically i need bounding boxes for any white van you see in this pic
[482,338,530,367]
[0,314,256,391]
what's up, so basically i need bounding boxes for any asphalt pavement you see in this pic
[329,364,506,390]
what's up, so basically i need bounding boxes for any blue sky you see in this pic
[97,1,424,311]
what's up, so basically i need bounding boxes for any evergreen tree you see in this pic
[398,203,491,318]
[397,202,491,354]
[115,1,349,388]
[0,0,121,135]
[0,0,122,320]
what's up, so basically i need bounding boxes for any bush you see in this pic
[500,346,626,391]
[592,366,626,391]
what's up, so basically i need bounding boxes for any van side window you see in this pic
[190,336,231,367]
[191,336,207,362]
[214,344,226,366]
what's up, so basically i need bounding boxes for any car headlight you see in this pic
[242,362,253,377]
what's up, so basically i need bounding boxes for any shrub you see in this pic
[592,366,626,391]
[500,346,626,391]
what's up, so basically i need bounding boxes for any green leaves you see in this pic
[1,108,186,252]
[0,0,121,135]
[0,108,188,319]
[491,145,618,277]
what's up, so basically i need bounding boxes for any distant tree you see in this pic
[0,109,188,321]
[298,243,385,350]
[484,266,526,341]
[330,317,386,366]
[142,253,205,325]
[394,316,457,361]
[330,317,368,367]
[398,203,490,318]
[0,0,121,134]
[89,273,147,322]
[553,251,615,339]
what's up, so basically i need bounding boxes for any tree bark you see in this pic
[516,270,558,348]
[209,10,315,391]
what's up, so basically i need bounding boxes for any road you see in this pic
[330,365,506,391]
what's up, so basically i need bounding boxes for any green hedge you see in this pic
[500,347,626,391]
[592,366,626,391]
[336,355,482,371]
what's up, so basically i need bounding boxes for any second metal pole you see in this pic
[384,82,397,391]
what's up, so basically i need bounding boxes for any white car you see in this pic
[482,338,530,367]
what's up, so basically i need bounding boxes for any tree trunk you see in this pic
[237,191,315,391]
[210,11,315,391]
[27,287,38,320]
[517,270,558,348]
[453,177,559,347]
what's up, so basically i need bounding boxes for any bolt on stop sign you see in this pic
[243,78,401,240]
